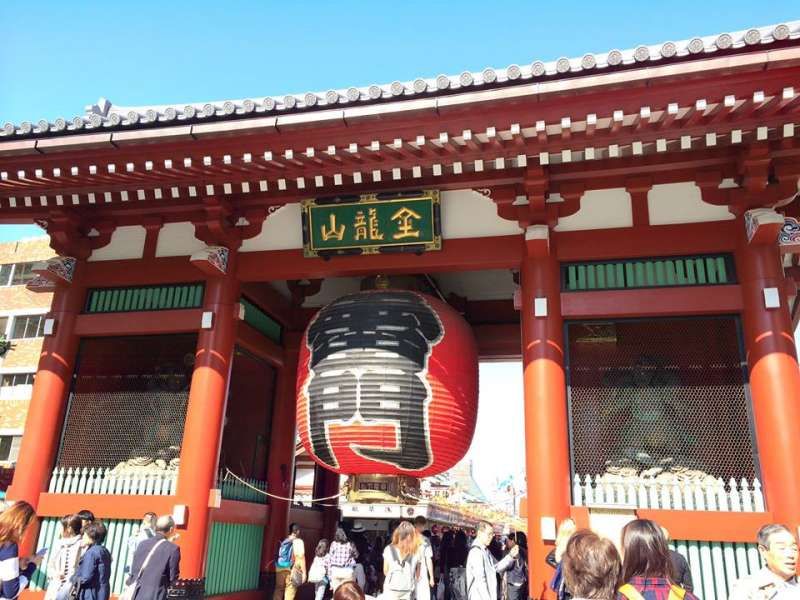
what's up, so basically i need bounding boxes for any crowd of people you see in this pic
[274,516,799,600]
[0,500,795,600]
[548,518,798,600]
[273,517,529,600]
[0,502,180,600]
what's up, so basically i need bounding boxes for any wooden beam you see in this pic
[636,509,772,543]
[37,493,175,519]
[555,221,737,262]
[74,309,203,336]
[240,282,293,327]
[236,235,523,281]
[473,324,521,359]
[236,321,284,368]
[211,499,270,526]
[83,257,198,287]
[561,285,742,319]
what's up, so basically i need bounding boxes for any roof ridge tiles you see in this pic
[2,20,799,140]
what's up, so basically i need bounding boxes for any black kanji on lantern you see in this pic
[304,291,443,470]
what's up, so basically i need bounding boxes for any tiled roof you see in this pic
[2,21,798,140]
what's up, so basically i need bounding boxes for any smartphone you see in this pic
[35,548,48,557]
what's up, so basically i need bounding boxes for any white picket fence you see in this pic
[48,467,177,495]
[573,474,766,512]
[672,539,763,600]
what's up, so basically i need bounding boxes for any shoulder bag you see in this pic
[121,540,167,600]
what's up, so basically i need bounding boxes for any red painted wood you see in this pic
[37,493,175,519]
[240,282,294,327]
[1,61,797,174]
[561,285,743,319]
[635,510,774,543]
[5,263,86,555]
[735,221,800,535]
[83,257,200,287]
[237,235,523,281]
[262,336,301,572]
[236,321,284,368]
[473,324,521,359]
[520,238,571,600]
[175,258,241,579]
[211,500,270,526]
[74,309,204,336]
[555,221,737,261]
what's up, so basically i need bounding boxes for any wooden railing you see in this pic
[48,467,177,495]
[573,474,766,512]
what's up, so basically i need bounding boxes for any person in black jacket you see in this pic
[661,527,693,592]
[72,521,112,600]
[503,533,527,600]
[127,515,181,600]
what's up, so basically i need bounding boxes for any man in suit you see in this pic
[127,515,181,600]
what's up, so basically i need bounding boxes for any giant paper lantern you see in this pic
[296,289,478,476]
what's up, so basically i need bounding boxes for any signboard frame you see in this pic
[301,190,442,258]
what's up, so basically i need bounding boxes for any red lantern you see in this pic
[296,290,478,476]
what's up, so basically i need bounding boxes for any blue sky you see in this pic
[1,1,798,492]
[1,1,796,242]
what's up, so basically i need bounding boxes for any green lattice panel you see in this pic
[86,283,204,313]
[240,297,282,343]
[563,255,734,291]
[31,517,139,596]
[205,522,264,595]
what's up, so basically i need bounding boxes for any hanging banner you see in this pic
[302,190,441,257]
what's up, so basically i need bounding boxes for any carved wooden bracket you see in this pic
[287,279,323,306]
[744,208,786,246]
[696,146,799,216]
[190,246,230,277]
[481,167,585,229]
[192,197,269,250]
[45,210,114,259]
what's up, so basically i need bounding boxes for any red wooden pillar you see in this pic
[6,262,85,554]
[520,227,571,600]
[175,252,240,579]
[735,219,800,534]
[261,335,301,571]
[314,466,341,540]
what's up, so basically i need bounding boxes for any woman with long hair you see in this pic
[308,538,330,600]
[44,514,83,600]
[561,530,621,600]
[547,518,577,600]
[617,519,698,600]
[0,500,41,600]
[383,522,420,600]
[325,528,356,592]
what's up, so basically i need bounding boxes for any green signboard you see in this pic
[302,190,441,257]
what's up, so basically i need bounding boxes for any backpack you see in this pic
[385,545,415,593]
[276,538,295,569]
[618,583,686,600]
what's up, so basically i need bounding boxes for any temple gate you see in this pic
[1,19,800,600]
